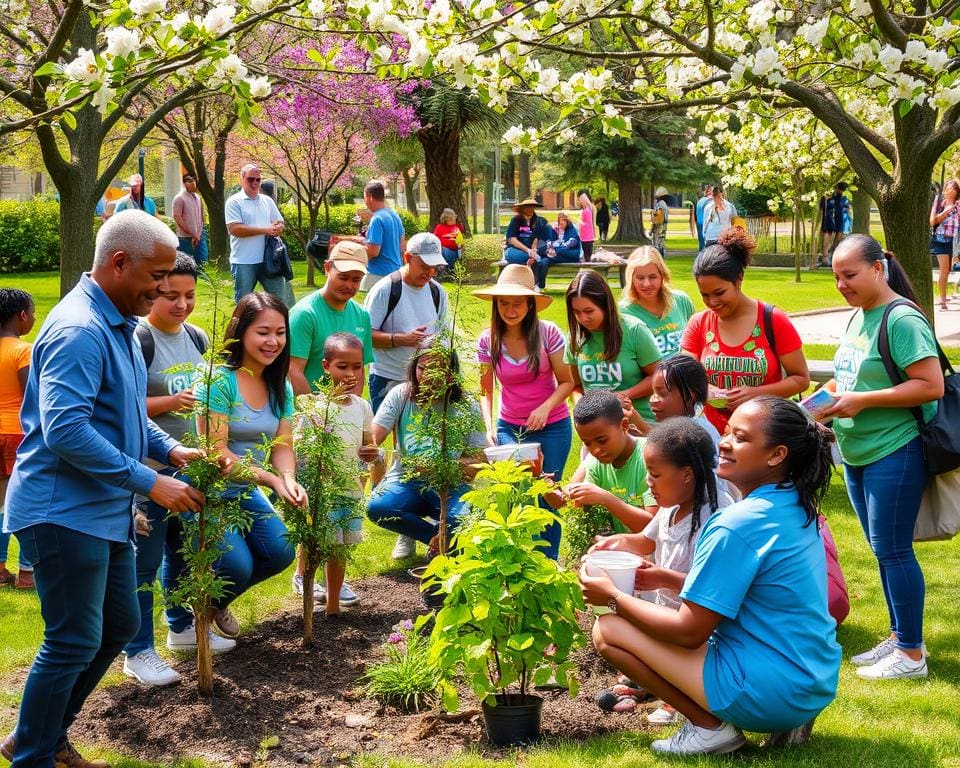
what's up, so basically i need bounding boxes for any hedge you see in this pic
[0,199,61,273]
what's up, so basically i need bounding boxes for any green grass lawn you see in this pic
[1,265,959,768]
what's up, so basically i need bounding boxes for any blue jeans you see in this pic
[13,524,139,768]
[124,485,184,657]
[533,249,581,289]
[164,486,295,633]
[497,417,572,560]
[230,262,288,304]
[178,228,208,265]
[441,246,460,268]
[369,373,401,414]
[844,437,928,649]
[367,478,470,545]
[504,246,533,265]
[0,530,28,569]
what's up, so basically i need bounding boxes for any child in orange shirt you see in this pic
[0,288,35,588]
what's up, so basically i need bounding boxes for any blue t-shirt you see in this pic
[681,484,841,731]
[695,195,711,228]
[366,207,405,276]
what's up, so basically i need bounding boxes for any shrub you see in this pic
[362,616,440,713]
[0,199,61,272]
[461,234,504,281]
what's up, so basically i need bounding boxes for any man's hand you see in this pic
[397,326,429,347]
[148,474,205,515]
[171,388,197,412]
[168,445,202,468]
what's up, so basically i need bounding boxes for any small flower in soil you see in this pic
[400,619,414,631]
[388,632,404,644]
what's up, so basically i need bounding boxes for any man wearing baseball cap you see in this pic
[364,231,449,560]
[114,173,159,218]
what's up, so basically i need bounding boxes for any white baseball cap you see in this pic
[406,232,447,267]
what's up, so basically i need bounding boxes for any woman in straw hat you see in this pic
[475,264,574,559]
[504,198,553,267]
[620,246,695,358]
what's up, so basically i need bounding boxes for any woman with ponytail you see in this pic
[825,234,944,680]
[681,228,810,432]
[580,397,841,755]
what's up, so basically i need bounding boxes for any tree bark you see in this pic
[611,175,650,244]
[517,153,531,200]
[401,167,419,216]
[852,184,872,236]
[418,126,471,235]
[876,179,934,315]
[195,609,214,697]
[503,154,515,200]
[484,151,495,234]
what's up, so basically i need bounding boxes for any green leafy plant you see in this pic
[286,384,363,646]
[361,615,441,713]
[425,461,586,712]
[563,503,614,564]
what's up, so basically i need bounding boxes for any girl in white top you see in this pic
[701,184,737,246]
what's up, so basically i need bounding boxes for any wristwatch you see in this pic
[607,591,621,615]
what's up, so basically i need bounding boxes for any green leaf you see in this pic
[33,62,60,77]
[60,110,77,131]
[440,680,459,713]
[507,633,534,651]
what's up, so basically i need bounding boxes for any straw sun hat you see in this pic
[512,197,543,212]
[474,264,552,310]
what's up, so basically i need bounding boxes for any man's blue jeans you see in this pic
[0,530,28,569]
[497,417,572,559]
[441,246,460,268]
[178,227,208,266]
[13,524,139,768]
[844,436,928,650]
[163,486,295,633]
[367,478,470,545]
[533,249,581,289]
[230,262,287,304]
[369,373,402,415]
[504,246,533,265]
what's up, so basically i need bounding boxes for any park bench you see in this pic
[807,359,834,386]
[493,258,627,288]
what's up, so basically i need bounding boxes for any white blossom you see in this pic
[374,45,392,62]
[170,12,190,31]
[535,67,561,96]
[877,45,903,74]
[63,48,100,84]
[932,86,960,110]
[889,73,925,103]
[408,37,430,67]
[799,17,829,48]
[245,75,271,98]
[105,27,140,59]
[926,49,949,72]
[91,83,116,114]
[751,46,779,77]
[728,60,746,87]
[202,5,236,35]
[746,0,776,33]
[850,0,871,16]
[129,0,166,15]
[903,39,927,63]
[212,53,248,84]
[427,0,452,24]
[308,0,326,16]
[247,0,273,12]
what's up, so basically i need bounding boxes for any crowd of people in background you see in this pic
[0,171,950,762]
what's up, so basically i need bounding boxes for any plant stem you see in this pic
[196,608,213,697]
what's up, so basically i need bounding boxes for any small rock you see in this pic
[293,752,309,763]
[344,713,371,729]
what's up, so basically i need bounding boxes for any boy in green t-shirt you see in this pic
[555,390,656,533]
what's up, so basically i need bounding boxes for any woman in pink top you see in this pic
[476,265,574,558]
[578,189,597,261]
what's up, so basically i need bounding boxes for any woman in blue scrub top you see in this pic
[580,396,841,756]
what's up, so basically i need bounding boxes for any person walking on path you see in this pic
[700,185,736,248]
[651,187,670,258]
[578,190,597,262]
[172,173,208,266]
[929,179,959,311]
[225,163,286,303]
[0,289,35,590]
[620,247,695,358]
[824,235,943,680]
[0,211,205,768]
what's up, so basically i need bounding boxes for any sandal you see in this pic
[596,677,652,713]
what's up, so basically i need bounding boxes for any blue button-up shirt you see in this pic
[3,274,179,543]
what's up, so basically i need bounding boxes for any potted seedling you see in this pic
[424,461,585,746]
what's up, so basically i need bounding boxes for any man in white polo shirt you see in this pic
[224,163,286,303]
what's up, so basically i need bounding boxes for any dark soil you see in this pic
[74,571,654,766]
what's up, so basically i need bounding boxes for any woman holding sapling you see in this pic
[180,292,302,646]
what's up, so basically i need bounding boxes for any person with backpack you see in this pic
[824,234,944,680]
[680,228,810,433]
[364,232,448,559]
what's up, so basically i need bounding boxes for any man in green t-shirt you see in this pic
[289,241,374,395]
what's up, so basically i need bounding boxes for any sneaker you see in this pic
[856,649,928,680]
[123,649,181,687]
[166,622,236,654]
[54,741,110,768]
[851,637,898,667]
[391,534,415,559]
[212,607,240,638]
[0,566,14,586]
[291,573,326,601]
[339,583,360,607]
[15,569,34,589]
[1,733,14,761]
[650,721,746,755]
[647,704,680,725]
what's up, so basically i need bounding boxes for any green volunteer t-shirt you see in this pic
[289,291,374,391]
[832,303,939,467]
[583,438,655,533]
[619,289,695,357]
[564,315,662,421]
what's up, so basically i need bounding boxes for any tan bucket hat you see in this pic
[512,197,543,212]
[474,264,552,310]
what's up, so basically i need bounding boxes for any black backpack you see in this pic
[381,270,441,326]
[876,299,960,474]
[136,323,208,370]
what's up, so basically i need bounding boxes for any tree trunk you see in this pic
[503,154,515,200]
[611,175,649,244]
[877,181,934,318]
[57,180,99,296]
[199,187,228,268]
[484,152,495,234]
[302,565,315,648]
[418,126,471,235]
[195,609,214,697]
[306,207,319,287]
[517,154,531,200]
[401,167,419,217]
[852,184,872,236]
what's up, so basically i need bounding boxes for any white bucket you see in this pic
[515,442,540,460]
[585,551,643,595]
[483,442,541,462]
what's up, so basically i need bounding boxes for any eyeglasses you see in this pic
[183,177,195,183]
[245,177,262,183]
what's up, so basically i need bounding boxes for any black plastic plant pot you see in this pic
[481,693,543,747]
[407,565,446,610]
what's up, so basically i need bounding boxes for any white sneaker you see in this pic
[339,583,360,607]
[123,649,181,687]
[851,637,897,667]
[166,622,237,654]
[391,535,415,559]
[291,573,326,601]
[650,721,746,755]
[647,705,680,725]
[856,649,928,680]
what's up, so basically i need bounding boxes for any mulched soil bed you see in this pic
[75,570,654,766]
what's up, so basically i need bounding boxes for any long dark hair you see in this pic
[223,292,291,417]
[646,417,720,540]
[834,234,919,306]
[753,396,834,526]
[489,297,543,375]
[565,269,622,360]
[405,345,464,407]
[656,355,709,416]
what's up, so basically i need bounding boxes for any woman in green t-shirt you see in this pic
[564,269,662,428]
[823,234,944,681]
[619,246,695,358]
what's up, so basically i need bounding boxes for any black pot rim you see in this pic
[483,692,544,708]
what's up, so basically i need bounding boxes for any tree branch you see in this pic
[867,0,908,47]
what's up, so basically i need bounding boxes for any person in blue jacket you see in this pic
[504,198,552,267]
[580,396,841,756]
[534,212,582,289]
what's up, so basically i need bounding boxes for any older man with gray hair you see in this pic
[0,211,205,768]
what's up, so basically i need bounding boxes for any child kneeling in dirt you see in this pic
[295,332,380,616]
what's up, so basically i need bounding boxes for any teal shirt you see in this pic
[564,315,662,421]
[832,303,938,467]
[618,289,695,357]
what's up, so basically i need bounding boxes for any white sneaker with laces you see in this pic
[291,573,326,601]
[391,535,415,559]
[166,622,237,654]
[851,637,897,667]
[647,705,680,725]
[650,721,746,755]
[123,649,181,687]
[856,649,928,680]
[339,583,360,607]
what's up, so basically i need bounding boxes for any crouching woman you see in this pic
[579,396,841,755]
